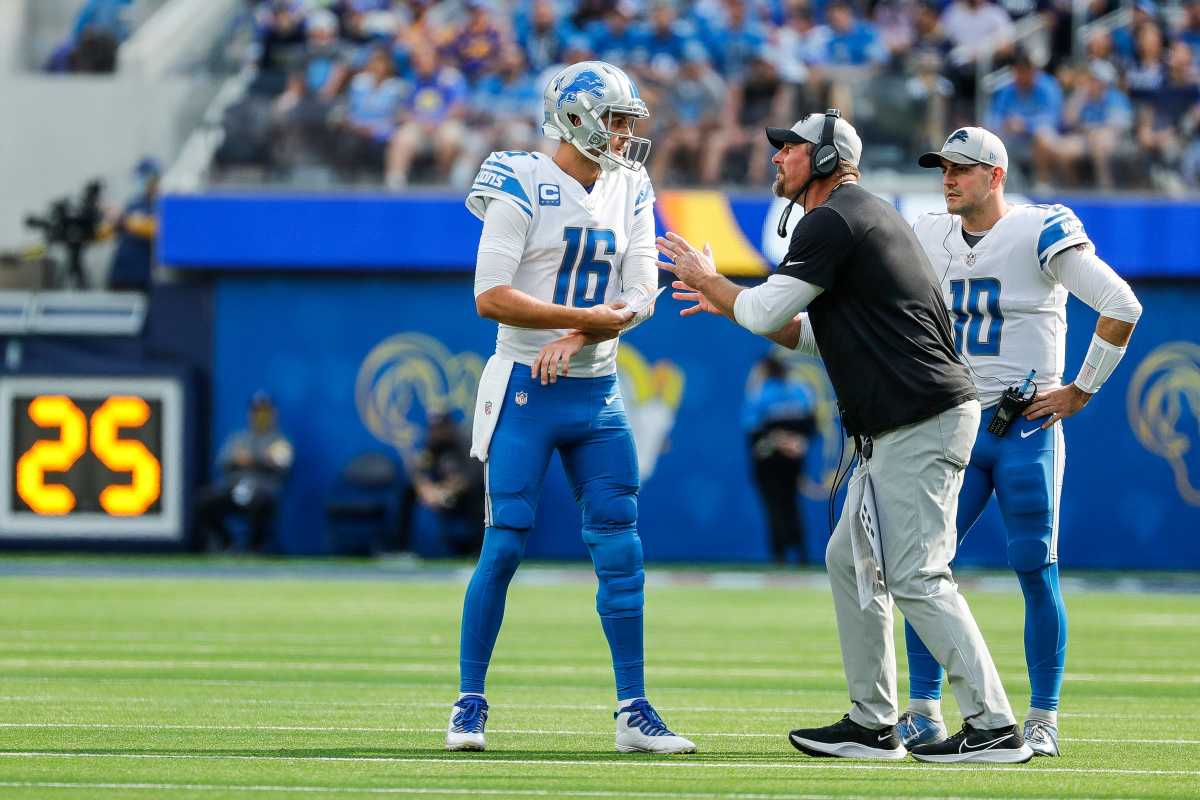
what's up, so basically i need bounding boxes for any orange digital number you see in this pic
[15,396,88,515]
[90,396,162,516]
[15,394,163,517]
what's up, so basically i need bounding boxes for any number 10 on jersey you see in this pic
[553,227,616,308]
[950,277,1004,356]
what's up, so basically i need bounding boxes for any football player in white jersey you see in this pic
[444,61,695,755]
[899,127,1143,756]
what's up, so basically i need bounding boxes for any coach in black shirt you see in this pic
[658,111,1032,763]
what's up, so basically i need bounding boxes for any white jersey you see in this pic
[466,150,657,377]
[913,203,1090,408]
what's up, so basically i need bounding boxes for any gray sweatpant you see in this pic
[825,399,1017,731]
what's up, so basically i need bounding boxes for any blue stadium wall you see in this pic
[161,192,1200,569]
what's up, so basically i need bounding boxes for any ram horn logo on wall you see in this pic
[355,333,484,460]
[616,344,684,480]
[1128,341,1200,507]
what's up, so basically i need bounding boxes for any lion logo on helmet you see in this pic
[556,70,607,109]
[1127,341,1200,506]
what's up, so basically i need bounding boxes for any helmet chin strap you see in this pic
[572,134,632,172]
[571,137,605,167]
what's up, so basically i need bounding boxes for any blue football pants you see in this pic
[458,370,647,700]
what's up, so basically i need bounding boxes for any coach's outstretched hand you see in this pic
[671,281,720,317]
[656,232,716,288]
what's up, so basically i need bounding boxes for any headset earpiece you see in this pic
[777,108,844,238]
[811,108,841,178]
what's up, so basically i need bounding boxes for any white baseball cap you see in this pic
[766,112,863,167]
[918,127,1009,172]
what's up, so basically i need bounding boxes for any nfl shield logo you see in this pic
[484,401,493,416]
[515,391,528,406]
[965,251,977,267]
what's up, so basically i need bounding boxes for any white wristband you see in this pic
[1073,333,1127,394]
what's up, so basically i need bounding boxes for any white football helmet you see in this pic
[543,61,651,172]
[541,65,569,140]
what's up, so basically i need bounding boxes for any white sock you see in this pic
[1027,707,1057,725]
[910,699,942,721]
[617,697,645,712]
[457,692,485,702]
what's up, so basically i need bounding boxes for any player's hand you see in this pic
[671,280,720,317]
[579,302,634,337]
[532,332,587,385]
[1024,384,1091,429]
[656,233,716,288]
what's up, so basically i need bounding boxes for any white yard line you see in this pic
[0,641,852,668]
[0,782,1117,800]
[0,695,1195,721]
[0,751,1197,778]
[0,630,447,645]
[0,784,837,800]
[8,639,1194,672]
[0,658,832,680]
[2,657,1196,684]
[1,722,1197,746]
[6,640,1196,673]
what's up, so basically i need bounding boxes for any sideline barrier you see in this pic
[208,274,1198,567]
[161,191,1200,278]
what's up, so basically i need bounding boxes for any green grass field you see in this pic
[0,559,1198,799]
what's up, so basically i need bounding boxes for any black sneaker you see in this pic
[909,722,1034,763]
[788,715,907,760]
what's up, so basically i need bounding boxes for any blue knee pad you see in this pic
[582,488,638,534]
[489,493,536,532]
[1009,538,1052,573]
[479,527,525,579]
[585,529,645,618]
[996,463,1054,572]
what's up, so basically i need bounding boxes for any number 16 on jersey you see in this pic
[553,227,617,308]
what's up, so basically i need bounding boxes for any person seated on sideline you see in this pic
[193,392,295,553]
[406,413,485,557]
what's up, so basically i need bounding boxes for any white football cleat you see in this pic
[615,699,696,754]
[1023,718,1060,757]
[896,710,948,748]
[445,695,488,751]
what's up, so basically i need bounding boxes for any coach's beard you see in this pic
[774,170,812,238]
[772,171,787,197]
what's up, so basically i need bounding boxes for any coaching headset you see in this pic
[776,108,842,238]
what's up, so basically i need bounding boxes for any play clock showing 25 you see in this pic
[0,376,185,541]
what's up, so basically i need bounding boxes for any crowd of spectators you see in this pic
[987,3,1200,192]
[218,0,1200,191]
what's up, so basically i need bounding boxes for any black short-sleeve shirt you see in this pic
[780,183,975,436]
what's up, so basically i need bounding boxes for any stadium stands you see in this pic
[210,0,1200,191]
[36,0,171,73]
